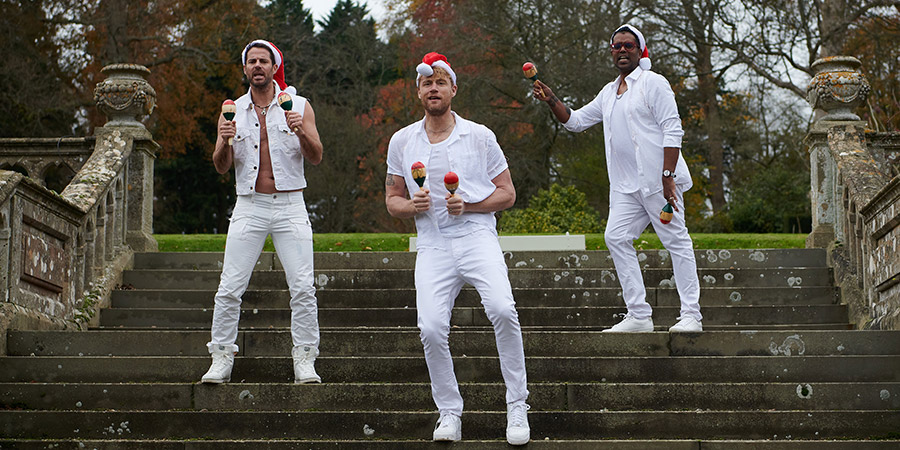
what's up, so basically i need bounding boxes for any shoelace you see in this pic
[210,354,230,371]
[508,404,530,427]
[436,414,457,430]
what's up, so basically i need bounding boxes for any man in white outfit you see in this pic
[532,24,702,333]
[201,39,324,384]
[385,52,530,445]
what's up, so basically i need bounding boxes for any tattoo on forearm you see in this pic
[565,106,572,116]
[385,175,395,186]
[549,96,560,106]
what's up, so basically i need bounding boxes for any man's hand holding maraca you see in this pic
[445,171,463,215]
[412,188,431,213]
[531,81,553,102]
[285,111,304,139]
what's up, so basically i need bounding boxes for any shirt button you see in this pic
[254,145,258,149]
[255,123,259,127]
[253,166,257,170]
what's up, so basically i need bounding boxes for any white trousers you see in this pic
[207,191,319,353]
[605,189,702,321]
[415,229,529,416]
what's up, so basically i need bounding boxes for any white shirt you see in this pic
[563,67,692,195]
[232,83,309,194]
[387,111,508,249]
[608,89,639,193]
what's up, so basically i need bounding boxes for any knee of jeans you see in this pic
[604,227,629,247]
[418,318,449,345]
[484,300,519,325]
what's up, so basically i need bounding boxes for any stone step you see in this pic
[3,382,898,411]
[2,356,897,383]
[94,323,857,332]
[111,286,840,308]
[2,439,898,449]
[12,330,894,357]
[120,267,833,290]
[96,305,848,328]
[2,410,897,440]
[133,249,829,270]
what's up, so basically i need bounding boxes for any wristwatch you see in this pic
[662,170,676,179]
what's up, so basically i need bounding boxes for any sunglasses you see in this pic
[610,42,638,51]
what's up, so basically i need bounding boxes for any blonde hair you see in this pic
[417,66,454,86]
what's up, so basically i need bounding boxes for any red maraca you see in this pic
[411,162,426,190]
[277,92,298,132]
[444,171,459,195]
[522,62,544,97]
[221,100,236,145]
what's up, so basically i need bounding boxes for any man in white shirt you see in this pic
[385,52,530,445]
[201,39,324,384]
[532,24,703,333]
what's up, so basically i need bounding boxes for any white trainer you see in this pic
[200,348,234,383]
[292,345,322,384]
[602,315,654,332]
[506,402,530,445]
[432,413,462,441]
[669,316,703,332]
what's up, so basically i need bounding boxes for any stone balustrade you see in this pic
[0,64,158,354]
[806,56,900,330]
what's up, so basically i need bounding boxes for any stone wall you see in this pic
[0,64,158,355]
[805,56,900,330]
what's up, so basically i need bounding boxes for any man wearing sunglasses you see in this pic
[532,24,702,333]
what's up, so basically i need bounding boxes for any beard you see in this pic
[423,99,451,116]
[248,72,273,89]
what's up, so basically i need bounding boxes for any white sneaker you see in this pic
[432,413,462,441]
[200,348,234,383]
[292,346,322,384]
[602,315,654,332]
[506,402,530,445]
[669,316,703,332]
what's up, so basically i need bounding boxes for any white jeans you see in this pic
[605,189,702,321]
[207,191,319,354]
[415,229,529,416]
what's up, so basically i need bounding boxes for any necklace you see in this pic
[253,102,269,115]
[426,121,455,134]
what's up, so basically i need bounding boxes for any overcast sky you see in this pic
[303,0,386,26]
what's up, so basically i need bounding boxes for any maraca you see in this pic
[522,62,544,97]
[444,171,459,195]
[221,100,236,145]
[277,92,298,132]
[659,202,674,225]
[411,162,426,190]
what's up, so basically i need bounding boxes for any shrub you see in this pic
[500,184,604,233]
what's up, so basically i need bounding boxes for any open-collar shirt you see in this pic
[563,67,692,195]
[387,111,508,249]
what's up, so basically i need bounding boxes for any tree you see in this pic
[0,0,81,137]
[637,0,731,214]
[843,12,900,131]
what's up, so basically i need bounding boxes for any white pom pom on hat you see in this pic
[416,52,457,86]
[611,24,651,71]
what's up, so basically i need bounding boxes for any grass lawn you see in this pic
[154,233,807,252]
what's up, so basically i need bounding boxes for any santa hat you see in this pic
[242,39,296,94]
[416,52,457,86]
[611,24,651,71]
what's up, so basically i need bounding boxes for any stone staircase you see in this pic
[2,248,899,448]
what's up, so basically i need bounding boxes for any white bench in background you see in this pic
[409,234,586,251]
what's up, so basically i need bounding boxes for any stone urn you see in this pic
[93,63,157,127]
[807,56,870,122]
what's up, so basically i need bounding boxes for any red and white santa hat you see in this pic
[242,39,296,94]
[611,24,651,71]
[416,52,457,86]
